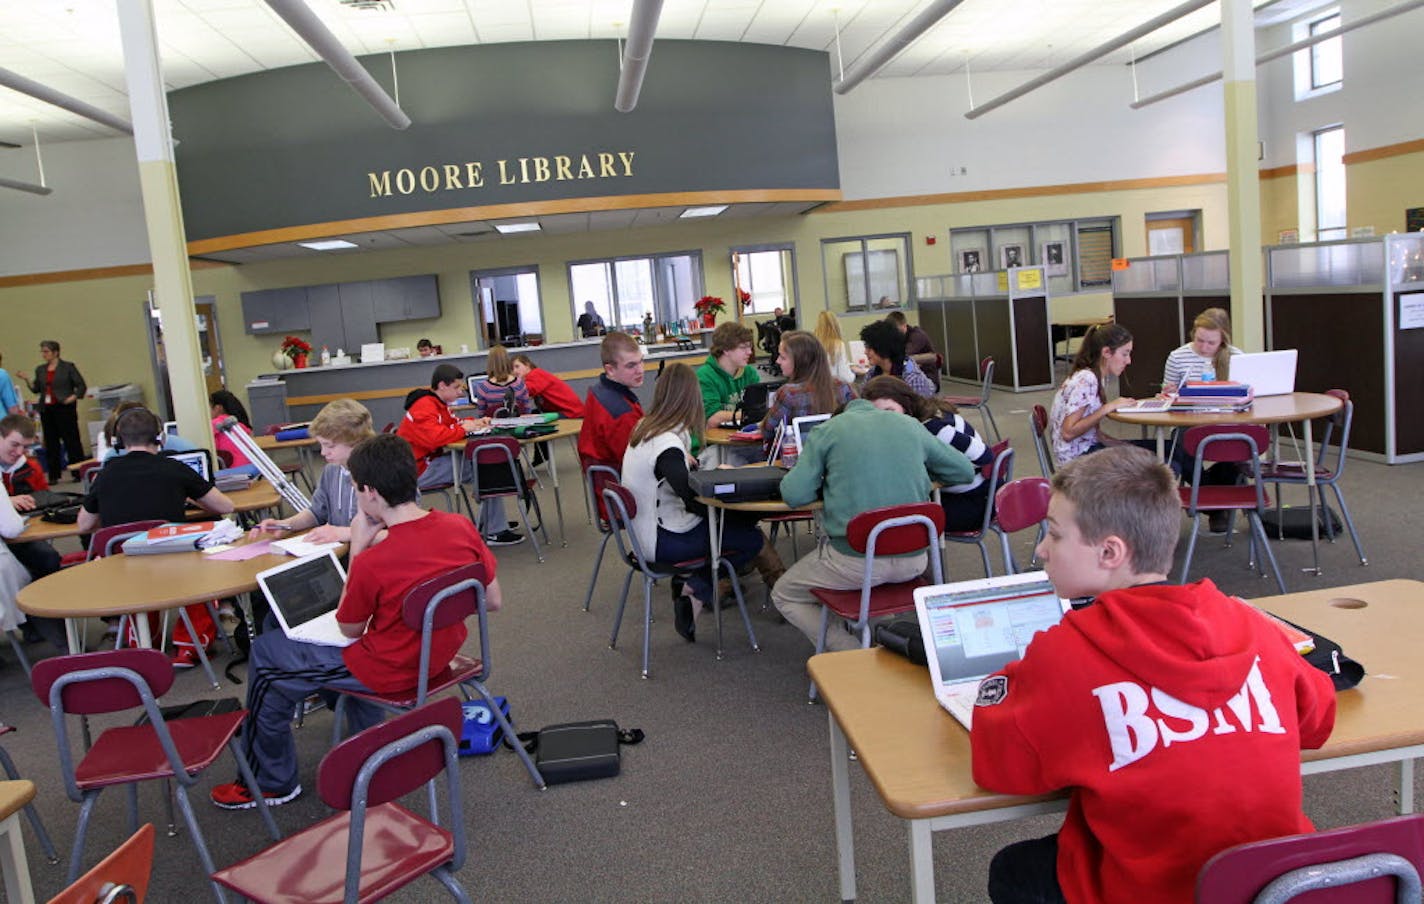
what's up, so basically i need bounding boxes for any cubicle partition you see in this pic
[1111,251,1229,397]
[917,267,1053,393]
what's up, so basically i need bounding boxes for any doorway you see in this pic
[146,294,227,418]
[471,266,543,348]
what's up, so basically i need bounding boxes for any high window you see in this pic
[1309,13,1343,89]
[1314,125,1347,241]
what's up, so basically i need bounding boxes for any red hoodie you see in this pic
[522,367,584,419]
[396,390,464,476]
[971,580,1336,904]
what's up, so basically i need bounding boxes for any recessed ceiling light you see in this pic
[297,239,359,251]
[494,222,542,234]
[680,205,728,218]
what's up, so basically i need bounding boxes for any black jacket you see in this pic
[30,359,86,405]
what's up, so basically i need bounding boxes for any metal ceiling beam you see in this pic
[615,0,665,112]
[833,0,969,95]
[964,0,1215,119]
[0,176,52,196]
[1131,0,1424,108]
[0,66,133,134]
[263,0,411,129]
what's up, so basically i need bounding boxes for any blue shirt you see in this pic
[0,368,19,413]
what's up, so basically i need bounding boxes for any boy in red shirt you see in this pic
[971,446,1336,904]
[212,433,502,810]
[577,332,644,468]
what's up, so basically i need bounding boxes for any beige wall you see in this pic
[1346,149,1424,237]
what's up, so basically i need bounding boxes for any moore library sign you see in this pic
[367,151,636,199]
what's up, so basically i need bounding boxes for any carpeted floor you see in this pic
[1,382,1418,903]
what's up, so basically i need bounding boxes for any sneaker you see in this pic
[170,647,201,670]
[210,781,302,810]
[484,529,525,546]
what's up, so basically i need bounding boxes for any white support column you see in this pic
[115,0,212,450]
[1222,0,1265,350]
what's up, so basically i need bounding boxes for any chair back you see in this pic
[402,562,488,632]
[89,519,164,562]
[47,825,154,904]
[995,477,1052,534]
[264,423,283,436]
[381,421,396,434]
[583,462,621,531]
[78,460,104,494]
[215,448,234,469]
[1197,813,1424,904]
[845,502,945,556]
[48,823,155,904]
[601,482,656,570]
[318,697,463,811]
[1030,405,1055,476]
[465,434,522,466]
[32,650,175,715]
[1182,425,1269,465]
[1322,389,1353,477]
[978,357,996,403]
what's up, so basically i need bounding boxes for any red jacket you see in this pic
[2,454,49,495]
[523,367,584,419]
[578,376,642,467]
[971,580,1335,904]
[396,391,464,476]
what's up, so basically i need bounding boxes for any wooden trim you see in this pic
[813,173,1227,213]
[184,189,843,255]
[0,258,229,290]
[1342,137,1424,166]
[1258,163,1313,180]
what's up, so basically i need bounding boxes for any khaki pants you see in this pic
[771,543,928,653]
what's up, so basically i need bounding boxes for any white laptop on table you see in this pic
[255,551,357,647]
[912,571,1070,730]
[1230,349,1298,397]
[790,414,830,454]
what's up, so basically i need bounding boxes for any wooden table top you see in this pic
[705,427,762,446]
[442,417,583,451]
[1108,391,1342,429]
[0,779,36,820]
[807,579,1424,821]
[254,433,318,451]
[10,481,281,543]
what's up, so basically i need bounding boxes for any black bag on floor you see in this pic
[1260,505,1342,540]
[517,720,644,785]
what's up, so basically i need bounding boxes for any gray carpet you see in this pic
[2,385,1419,903]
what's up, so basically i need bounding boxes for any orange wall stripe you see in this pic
[814,173,1229,213]
[0,258,229,290]
[1342,136,1424,166]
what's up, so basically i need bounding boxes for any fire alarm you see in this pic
[926,235,937,245]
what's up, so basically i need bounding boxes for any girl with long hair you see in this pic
[1048,323,1137,465]
[469,345,533,417]
[814,311,854,383]
[210,389,261,477]
[622,364,778,642]
[761,331,855,448]
[1162,307,1240,389]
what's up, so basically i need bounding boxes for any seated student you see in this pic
[1162,307,1241,390]
[1048,323,1138,466]
[886,310,941,391]
[78,406,235,667]
[0,414,65,649]
[861,376,993,532]
[99,401,198,461]
[814,311,855,385]
[468,345,533,418]
[760,330,855,450]
[511,353,584,418]
[0,353,22,416]
[698,321,761,430]
[396,363,524,546]
[250,399,376,543]
[971,446,1336,904]
[0,492,42,653]
[856,320,936,397]
[621,364,777,642]
[211,433,501,810]
[772,395,974,652]
[210,390,262,478]
[578,332,645,469]
[416,338,437,358]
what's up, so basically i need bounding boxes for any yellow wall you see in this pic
[1259,173,1301,243]
[1346,148,1424,237]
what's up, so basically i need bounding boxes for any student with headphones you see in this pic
[99,401,199,461]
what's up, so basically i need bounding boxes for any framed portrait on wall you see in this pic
[959,249,983,273]
[1041,240,1068,276]
[999,244,1024,269]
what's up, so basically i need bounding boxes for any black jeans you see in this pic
[988,834,1067,904]
[9,540,68,651]
[39,402,85,481]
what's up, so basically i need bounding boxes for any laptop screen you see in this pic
[259,553,347,627]
[463,373,489,405]
[791,414,830,453]
[918,575,1065,685]
[168,449,212,482]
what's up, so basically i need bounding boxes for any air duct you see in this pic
[615,0,665,112]
[0,176,52,196]
[834,0,969,95]
[263,0,411,129]
[0,66,133,134]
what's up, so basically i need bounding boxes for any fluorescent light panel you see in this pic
[494,222,542,234]
[680,205,727,218]
[297,239,359,250]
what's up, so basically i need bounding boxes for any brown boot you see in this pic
[748,537,786,589]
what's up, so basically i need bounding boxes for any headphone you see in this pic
[111,407,161,451]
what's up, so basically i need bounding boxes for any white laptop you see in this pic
[166,448,213,482]
[912,571,1070,730]
[790,414,830,454]
[255,551,357,647]
[1230,349,1298,397]
[463,373,489,404]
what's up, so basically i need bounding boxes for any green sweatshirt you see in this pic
[697,354,760,421]
[779,399,976,555]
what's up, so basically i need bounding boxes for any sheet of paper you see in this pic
[272,537,342,557]
[206,540,276,561]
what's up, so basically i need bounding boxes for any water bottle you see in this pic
[780,438,799,469]
[1200,365,1215,382]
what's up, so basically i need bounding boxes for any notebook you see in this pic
[913,571,1070,730]
[790,414,830,453]
[1229,350,1297,397]
[255,551,357,647]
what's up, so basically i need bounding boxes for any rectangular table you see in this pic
[807,579,1424,903]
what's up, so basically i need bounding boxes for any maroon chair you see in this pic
[1178,425,1285,594]
[459,435,548,562]
[944,441,1015,578]
[325,562,544,789]
[1030,404,1055,477]
[213,699,472,904]
[580,461,621,613]
[215,448,234,469]
[942,356,999,441]
[992,477,1052,575]
[808,502,945,701]
[1197,814,1424,903]
[31,649,279,889]
[380,421,396,434]
[262,423,312,492]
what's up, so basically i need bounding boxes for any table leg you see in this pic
[1399,759,1416,815]
[1304,418,1322,576]
[63,618,81,655]
[908,818,935,904]
[548,439,567,547]
[0,811,35,904]
[136,612,153,649]
[1154,426,1166,461]
[828,712,857,902]
[708,504,723,614]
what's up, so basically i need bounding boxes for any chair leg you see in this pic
[1248,512,1287,594]
[329,695,348,746]
[175,608,220,690]
[206,601,238,655]
[430,865,474,904]
[640,575,654,679]
[126,783,141,835]
[170,786,229,903]
[512,493,545,564]
[981,405,1000,443]
[975,541,993,579]
[609,569,634,649]
[998,530,1015,576]
[1330,484,1368,565]
[469,681,545,790]
[1178,514,1201,584]
[808,610,833,703]
[3,634,30,679]
[66,792,101,883]
[581,532,613,612]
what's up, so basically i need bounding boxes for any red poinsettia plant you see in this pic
[694,295,726,316]
[280,335,312,361]
[737,288,752,308]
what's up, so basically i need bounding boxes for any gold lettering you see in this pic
[532,157,551,182]
[519,158,530,183]
[395,169,416,194]
[443,164,462,190]
[498,159,516,185]
[618,150,635,176]
[367,171,392,198]
[465,161,484,188]
[598,152,616,177]
[555,155,573,180]
[419,166,440,192]
[576,155,595,179]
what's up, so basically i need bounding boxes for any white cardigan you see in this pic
[620,430,703,558]
[0,493,33,632]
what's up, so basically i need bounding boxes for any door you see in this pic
[1146,217,1196,255]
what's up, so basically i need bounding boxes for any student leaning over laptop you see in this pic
[759,330,855,452]
[970,446,1335,904]
[212,433,500,811]
[771,395,973,653]
[250,399,376,544]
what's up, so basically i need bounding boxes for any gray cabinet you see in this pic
[241,287,310,334]
[305,285,343,354]
[372,275,440,321]
[338,281,379,349]
[242,274,438,339]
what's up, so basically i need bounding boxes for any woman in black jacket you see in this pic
[27,340,87,482]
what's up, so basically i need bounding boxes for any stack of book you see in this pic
[1170,380,1254,412]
